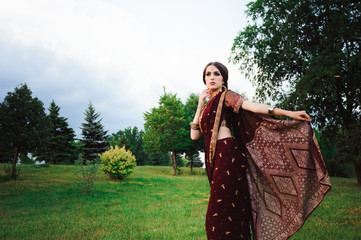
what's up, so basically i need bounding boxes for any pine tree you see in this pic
[35,101,77,164]
[80,103,108,162]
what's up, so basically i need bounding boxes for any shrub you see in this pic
[100,146,136,180]
[74,154,100,194]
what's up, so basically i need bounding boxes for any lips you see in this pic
[210,82,215,85]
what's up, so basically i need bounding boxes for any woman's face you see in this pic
[204,65,223,92]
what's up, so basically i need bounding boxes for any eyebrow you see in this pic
[206,70,220,73]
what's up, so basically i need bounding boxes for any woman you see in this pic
[190,62,331,240]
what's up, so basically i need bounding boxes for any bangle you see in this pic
[190,122,200,130]
[268,107,276,115]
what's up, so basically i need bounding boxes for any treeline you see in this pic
[0,84,204,179]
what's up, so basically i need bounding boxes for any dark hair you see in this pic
[202,62,228,89]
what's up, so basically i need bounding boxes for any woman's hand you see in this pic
[198,89,210,107]
[288,110,311,122]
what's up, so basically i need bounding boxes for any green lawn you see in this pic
[0,165,360,240]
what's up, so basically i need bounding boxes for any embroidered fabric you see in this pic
[199,90,331,240]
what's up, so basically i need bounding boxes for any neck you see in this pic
[209,88,222,99]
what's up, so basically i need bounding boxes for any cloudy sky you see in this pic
[0,0,254,137]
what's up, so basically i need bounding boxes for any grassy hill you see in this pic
[0,165,360,239]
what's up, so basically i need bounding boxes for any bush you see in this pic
[74,154,100,194]
[100,146,136,180]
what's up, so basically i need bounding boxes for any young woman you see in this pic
[190,62,331,240]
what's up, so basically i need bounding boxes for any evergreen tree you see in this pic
[0,84,48,179]
[80,103,108,162]
[35,100,77,164]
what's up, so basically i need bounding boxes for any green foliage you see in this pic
[148,152,170,166]
[107,126,150,166]
[332,121,361,182]
[185,152,203,168]
[0,83,48,179]
[315,129,353,177]
[34,100,78,164]
[74,154,100,194]
[183,93,205,171]
[143,88,188,175]
[100,146,136,180]
[231,0,361,183]
[18,153,35,164]
[80,103,108,162]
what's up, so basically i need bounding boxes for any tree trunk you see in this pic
[11,149,19,180]
[170,151,177,176]
[190,155,193,173]
[355,162,361,186]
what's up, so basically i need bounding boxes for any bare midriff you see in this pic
[217,126,232,140]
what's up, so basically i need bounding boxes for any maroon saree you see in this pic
[199,90,331,240]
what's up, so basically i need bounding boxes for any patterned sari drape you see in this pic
[200,90,331,240]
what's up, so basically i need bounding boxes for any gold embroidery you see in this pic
[219,153,222,157]
[226,231,231,235]
[217,199,222,203]
[232,158,235,162]
[241,164,245,168]
[228,216,232,221]
[226,170,230,175]
[208,91,226,169]
[242,153,246,157]
[213,213,218,217]
[242,208,246,212]
[221,184,225,189]
[232,203,235,208]
[235,190,238,195]
[212,226,215,231]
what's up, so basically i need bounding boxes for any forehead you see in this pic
[206,65,220,72]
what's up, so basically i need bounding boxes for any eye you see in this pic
[214,72,220,76]
[206,72,211,76]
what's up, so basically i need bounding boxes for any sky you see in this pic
[0,0,254,137]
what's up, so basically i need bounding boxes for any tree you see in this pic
[107,126,150,165]
[143,89,188,175]
[80,103,108,162]
[0,84,48,179]
[183,93,205,172]
[35,100,77,164]
[231,0,361,184]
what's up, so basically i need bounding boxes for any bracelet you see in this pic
[268,107,276,115]
[190,122,200,130]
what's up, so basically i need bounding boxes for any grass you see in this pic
[0,164,360,240]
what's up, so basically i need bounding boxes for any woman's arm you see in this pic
[241,100,311,122]
[190,89,210,140]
